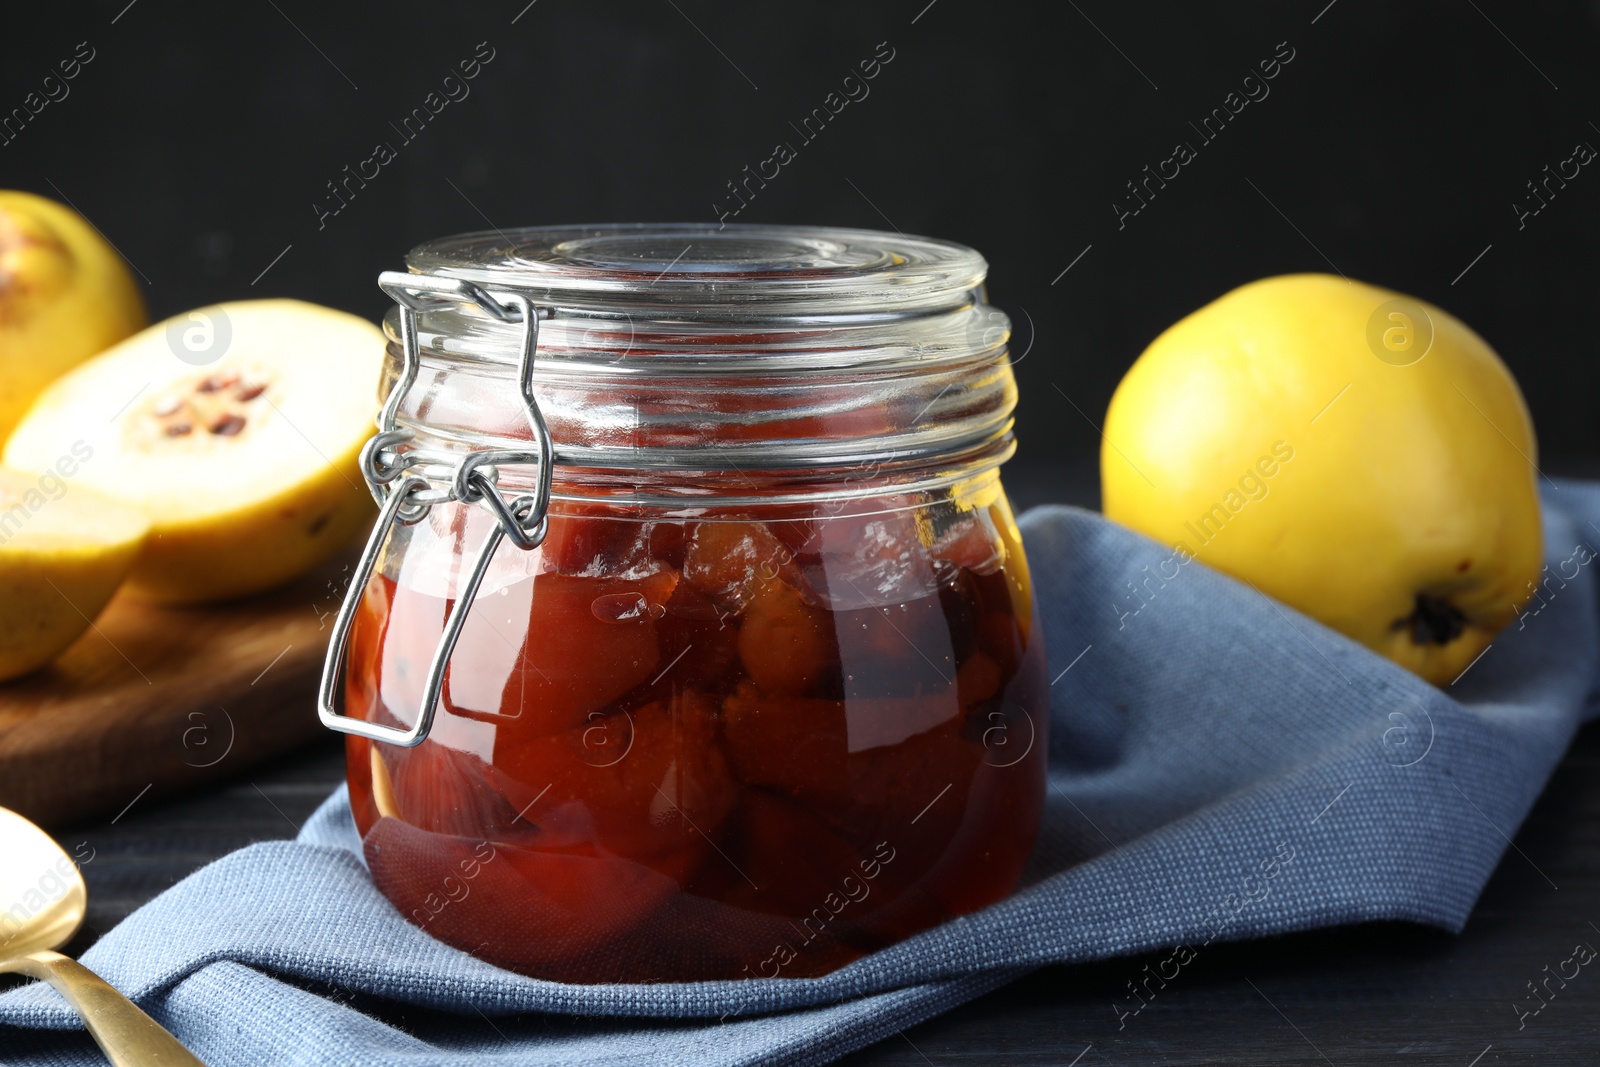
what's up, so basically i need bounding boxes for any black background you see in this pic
[6,0,1598,493]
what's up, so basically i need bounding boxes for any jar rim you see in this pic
[405,223,987,318]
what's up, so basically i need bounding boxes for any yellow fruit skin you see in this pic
[1101,274,1543,687]
[0,539,145,682]
[122,440,373,604]
[0,190,146,444]
[3,299,384,605]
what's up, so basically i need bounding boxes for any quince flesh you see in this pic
[0,467,149,681]
[1102,274,1543,686]
[0,190,146,444]
[4,299,385,604]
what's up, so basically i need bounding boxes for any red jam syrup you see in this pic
[345,494,1048,982]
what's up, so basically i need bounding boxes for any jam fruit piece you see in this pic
[782,505,939,610]
[721,678,1001,942]
[720,680,850,812]
[654,588,743,692]
[737,577,835,696]
[493,569,674,732]
[963,561,1038,675]
[349,691,733,975]
[671,789,882,977]
[930,510,1005,577]
[0,468,149,682]
[540,507,661,578]
[682,520,811,610]
[3,299,386,603]
[710,790,878,931]
[343,577,393,737]
[352,552,671,739]
[833,593,959,700]
[361,817,679,980]
[648,521,686,570]
[347,604,536,842]
[494,687,738,878]
[824,721,987,942]
[370,736,525,841]
[721,682,968,823]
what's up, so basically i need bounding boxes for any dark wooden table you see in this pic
[14,467,1600,1063]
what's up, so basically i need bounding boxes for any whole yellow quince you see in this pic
[1102,273,1543,687]
[0,190,147,444]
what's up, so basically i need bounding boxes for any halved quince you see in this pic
[0,466,149,681]
[3,299,385,603]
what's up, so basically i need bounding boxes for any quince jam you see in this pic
[345,489,1047,982]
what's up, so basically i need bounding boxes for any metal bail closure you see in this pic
[317,272,553,747]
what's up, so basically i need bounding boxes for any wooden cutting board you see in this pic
[0,553,357,828]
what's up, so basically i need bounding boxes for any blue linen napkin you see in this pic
[3,484,1598,1066]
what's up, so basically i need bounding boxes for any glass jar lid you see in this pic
[404,223,988,319]
[376,223,1017,497]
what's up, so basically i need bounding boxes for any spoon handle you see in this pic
[0,950,206,1066]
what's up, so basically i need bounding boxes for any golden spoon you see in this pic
[0,805,205,1065]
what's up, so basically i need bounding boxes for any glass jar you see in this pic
[319,224,1049,983]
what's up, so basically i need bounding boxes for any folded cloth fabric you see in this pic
[4,484,1598,1067]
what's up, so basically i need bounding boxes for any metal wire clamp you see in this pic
[316,272,553,747]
